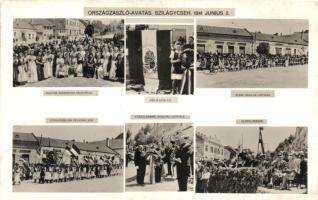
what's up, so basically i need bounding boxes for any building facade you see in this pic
[13,132,120,166]
[13,19,37,44]
[13,132,40,165]
[253,32,308,56]
[196,132,229,160]
[197,25,308,56]
[197,25,254,54]
[52,19,86,39]
[29,19,55,41]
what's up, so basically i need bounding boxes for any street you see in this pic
[125,163,193,192]
[257,186,307,194]
[17,77,123,87]
[197,65,308,88]
[13,175,124,192]
[126,72,159,95]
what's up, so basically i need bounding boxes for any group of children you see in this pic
[13,163,122,185]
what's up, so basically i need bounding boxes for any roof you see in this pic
[89,138,123,150]
[109,139,123,149]
[13,132,38,142]
[14,19,36,30]
[197,25,252,37]
[29,19,55,26]
[115,132,123,139]
[47,19,65,30]
[38,137,118,154]
[253,32,308,45]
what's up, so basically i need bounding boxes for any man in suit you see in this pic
[134,145,147,185]
[175,136,192,191]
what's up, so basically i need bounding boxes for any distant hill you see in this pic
[275,127,307,155]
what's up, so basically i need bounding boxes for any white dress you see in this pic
[28,56,38,83]
[43,55,50,79]
[102,52,110,77]
[108,53,118,80]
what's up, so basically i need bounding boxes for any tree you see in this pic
[134,124,156,145]
[256,42,270,55]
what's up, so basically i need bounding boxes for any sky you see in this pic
[13,126,123,142]
[197,19,308,35]
[196,126,297,153]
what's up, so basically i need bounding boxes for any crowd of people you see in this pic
[126,134,194,191]
[197,53,308,73]
[195,150,307,193]
[13,159,122,185]
[13,36,124,86]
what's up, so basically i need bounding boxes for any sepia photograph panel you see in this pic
[126,24,194,95]
[12,125,124,192]
[13,18,124,87]
[125,123,194,192]
[196,19,308,88]
[195,126,308,193]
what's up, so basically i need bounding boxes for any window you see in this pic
[216,45,223,53]
[239,46,245,54]
[275,47,282,55]
[294,49,297,55]
[286,48,291,55]
[197,44,205,53]
[228,46,234,54]
[21,154,30,162]
[205,145,208,152]
[28,34,31,39]
[14,32,16,37]
[210,146,213,153]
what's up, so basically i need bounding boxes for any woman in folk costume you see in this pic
[13,54,19,86]
[27,50,38,83]
[76,47,84,77]
[116,49,125,82]
[68,166,74,181]
[16,53,27,85]
[101,165,106,178]
[102,46,111,79]
[80,165,86,179]
[95,53,104,79]
[43,50,51,79]
[47,49,54,78]
[59,168,65,182]
[13,165,21,185]
[36,51,45,81]
[109,47,119,80]
[171,41,183,94]
[52,167,59,183]
[44,167,51,183]
[90,166,96,178]
[32,166,39,183]
[56,53,64,78]
[69,47,77,76]
[85,53,96,78]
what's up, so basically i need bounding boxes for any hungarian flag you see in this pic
[66,144,80,157]
[127,30,172,90]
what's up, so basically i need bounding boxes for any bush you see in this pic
[207,167,263,193]
[256,42,270,55]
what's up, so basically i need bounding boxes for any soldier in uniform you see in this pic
[174,136,193,191]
